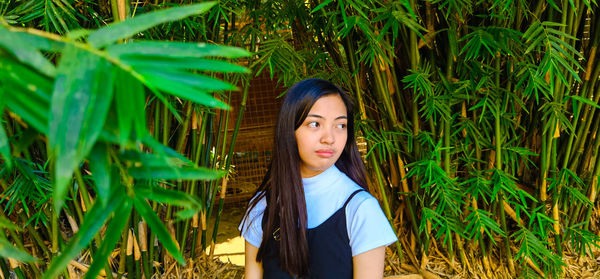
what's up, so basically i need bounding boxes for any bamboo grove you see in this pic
[236,0,600,278]
[0,0,599,278]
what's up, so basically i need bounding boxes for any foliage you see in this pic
[0,1,250,277]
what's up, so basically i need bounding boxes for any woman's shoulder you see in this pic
[245,193,267,218]
[238,193,267,247]
[343,189,398,256]
[345,189,378,212]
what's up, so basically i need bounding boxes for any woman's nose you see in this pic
[320,127,334,144]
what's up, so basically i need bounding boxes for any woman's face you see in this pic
[295,94,348,178]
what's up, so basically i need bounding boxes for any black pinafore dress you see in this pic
[262,189,365,279]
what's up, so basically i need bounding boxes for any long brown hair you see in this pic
[243,79,367,277]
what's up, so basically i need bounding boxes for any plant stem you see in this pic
[369,155,403,260]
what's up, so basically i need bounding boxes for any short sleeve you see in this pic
[346,193,398,256]
[238,197,266,248]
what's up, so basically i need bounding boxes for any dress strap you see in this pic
[342,189,366,209]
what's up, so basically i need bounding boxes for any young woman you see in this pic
[239,79,397,278]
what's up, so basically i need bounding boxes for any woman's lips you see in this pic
[315,149,334,158]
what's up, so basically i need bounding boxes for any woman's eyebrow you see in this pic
[306,114,347,120]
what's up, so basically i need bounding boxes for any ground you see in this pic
[206,202,247,266]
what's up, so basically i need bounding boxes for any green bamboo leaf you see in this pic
[135,184,203,209]
[390,10,427,35]
[89,143,111,206]
[119,150,188,168]
[522,21,542,39]
[1,60,53,104]
[569,95,600,116]
[567,222,600,256]
[0,238,37,263]
[175,208,199,221]
[88,2,217,48]
[0,58,52,134]
[311,0,334,13]
[139,71,230,109]
[541,21,565,28]
[114,69,145,146]
[9,32,66,52]
[108,41,251,59]
[129,165,225,181]
[338,0,348,27]
[464,208,505,243]
[84,198,133,279]
[0,89,12,169]
[0,27,56,77]
[42,190,127,279]
[49,45,115,213]
[120,149,224,180]
[140,134,194,165]
[0,216,20,231]
[546,28,579,43]
[137,69,236,91]
[133,196,185,265]
[120,56,250,73]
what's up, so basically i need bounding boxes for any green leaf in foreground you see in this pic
[0,26,57,77]
[107,41,251,59]
[135,184,203,210]
[43,190,127,279]
[134,196,185,265]
[0,58,52,134]
[85,198,133,279]
[121,150,225,180]
[88,2,217,48]
[138,70,231,109]
[0,216,20,231]
[120,56,250,73]
[0,238,37,262]
[175,208,200,221]
[114,68,147,146]
[49,45,115,212]
[0,118,11,169]
[89,143,111,206]
[129,165,225,180]
[0,88,12,169]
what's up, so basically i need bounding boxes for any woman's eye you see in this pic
[308,122,319,128]
[337,123,347,129]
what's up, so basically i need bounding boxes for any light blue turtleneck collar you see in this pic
[302,165,343,193]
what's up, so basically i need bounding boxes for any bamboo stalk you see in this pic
[126,229,135,279]
[133,230,142,279]
[8,258,23,279]
[494,96,516,274]
[174,102,194,252]
[117,222,128,279]
[397,155,419,245]
[584,137,600,232]
[370,155,403,261]
[138,221,151,279]
[191,213,199,259]
[0,258,9,279]
[209,177,228,259]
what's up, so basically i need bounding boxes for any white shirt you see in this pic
[239,165,397,256]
